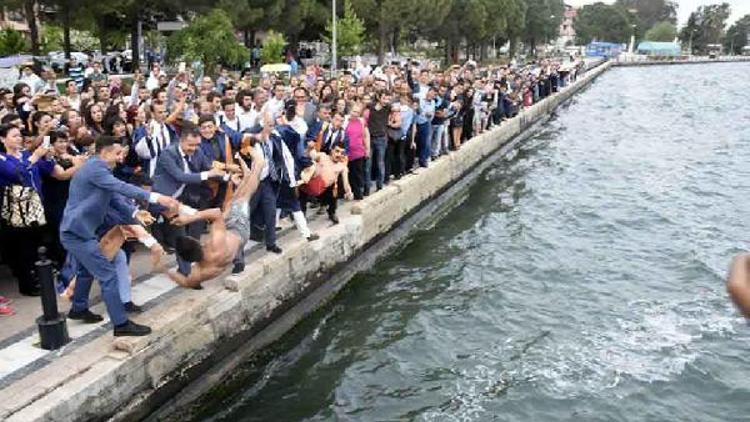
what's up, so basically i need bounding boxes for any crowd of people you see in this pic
[0,55,584,333]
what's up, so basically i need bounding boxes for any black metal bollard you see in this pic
[35,247,70,350]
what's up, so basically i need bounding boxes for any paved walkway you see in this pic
[0,207,336,384]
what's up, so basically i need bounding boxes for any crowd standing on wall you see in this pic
[0,55,584,332]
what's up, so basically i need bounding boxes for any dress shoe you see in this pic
[328,214,340,225]
[68,309,104,323]
[266,245,283,254]
[232,262,245,274]
[307,233,320,242]
[124,302,143,313]
[114,320,152,337]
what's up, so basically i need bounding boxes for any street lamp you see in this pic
[629,24,636,54]
[331,0,337,75]
[688,28,696,57]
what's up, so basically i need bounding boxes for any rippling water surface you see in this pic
[192,63,750,421]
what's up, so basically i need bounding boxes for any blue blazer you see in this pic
[61,157,149,241]
[153,143,214,208]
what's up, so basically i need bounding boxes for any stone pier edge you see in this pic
[1,60,611,422]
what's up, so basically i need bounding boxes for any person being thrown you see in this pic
[727,253,750,318]
[166,147,264,289]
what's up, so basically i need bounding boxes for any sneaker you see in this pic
[266,245,283,254]
[307,233,320,242]
[0,296,12,305]
[68,309,104,323]
[328,214,340,225]
[114,320,152,337]
[124,302,143,313]
[0,305,15,316]
[232,262,245,274]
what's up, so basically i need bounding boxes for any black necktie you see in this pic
[184,154,193,171]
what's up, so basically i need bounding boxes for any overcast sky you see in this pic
[565,0,750,27]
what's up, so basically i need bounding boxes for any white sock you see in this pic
[276,208,282,227]
[292,211,312,239]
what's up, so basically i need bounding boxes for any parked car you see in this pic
[47,51,89,73]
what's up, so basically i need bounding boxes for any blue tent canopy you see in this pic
[586,42,624,58]
[637,42,681,57]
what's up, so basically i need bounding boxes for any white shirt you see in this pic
[134,120,172,177]
[289,117,308,138]
[237,105,258,131]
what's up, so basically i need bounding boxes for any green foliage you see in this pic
[0,28,29,56]
[678,2,731,54]
[40,25,64,53]
[725,14,750,54]
[575,2,634,45]
[261,30,286,64]
[644,21,676,42]
[167,9,248,72]
[323,0,366,58]
[523,0,564,51]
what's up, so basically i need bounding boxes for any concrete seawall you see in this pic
[614,56,750,67]
[0,61,612,422]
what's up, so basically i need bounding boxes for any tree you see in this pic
[615,0,677,32]
[261,30,286,64]
[725,14,750,54]
[167,9,248,73]
[644,21,676,42]
[575,2,633,45]
[323,0,365,59]
[0,28,29,56]
[523,0,564,55]
[679,3,731,54]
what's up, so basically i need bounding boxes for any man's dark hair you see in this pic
[293,86,307,96]
[207,92,220,103]
[198,113,215,127]
[331,140,346,151]
[1,113,20,125]
[236,89,252,104]
[95,135,122,153]
[176,235,203,263]
[0,124,16,139]
[152,87,166,99]
[181,121,200,138]
[220,97,235,109]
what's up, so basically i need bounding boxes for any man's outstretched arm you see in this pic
[728,253,750,318]
[168,264,221,289]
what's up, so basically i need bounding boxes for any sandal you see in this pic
[0,305,15,316]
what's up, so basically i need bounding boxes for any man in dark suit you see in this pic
[61,136,180,336]
[152,122,228,276]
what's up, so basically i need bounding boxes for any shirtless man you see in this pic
[165,148,264,289]
[299,141,353,224]
[727,253,750,318]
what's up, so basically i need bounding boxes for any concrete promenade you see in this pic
[0,61,614,421]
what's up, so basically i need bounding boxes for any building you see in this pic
[0,6,30,34]
[556,4,577,48]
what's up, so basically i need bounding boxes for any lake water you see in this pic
[189,63,750,421]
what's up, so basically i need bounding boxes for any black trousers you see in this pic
[300,184,337,217]
[388,135,405,180]
[348,157,365,200]
[1,224,46,294]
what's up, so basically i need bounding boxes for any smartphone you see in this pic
[42,136,51,149]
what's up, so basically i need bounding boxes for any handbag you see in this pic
[1,184,47,228]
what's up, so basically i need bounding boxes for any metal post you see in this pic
[331,0,337,76]
[36,247,70,350]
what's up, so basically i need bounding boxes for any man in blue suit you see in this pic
[152,122,228,276]
[61,136,180,336]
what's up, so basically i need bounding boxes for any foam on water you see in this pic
[190,63,750,422]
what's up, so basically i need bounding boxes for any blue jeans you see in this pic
[430,123,446,158]
[233,178,279,265]
[416,122,432,167]
[371,136,387,190]
[63,234,128,326]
